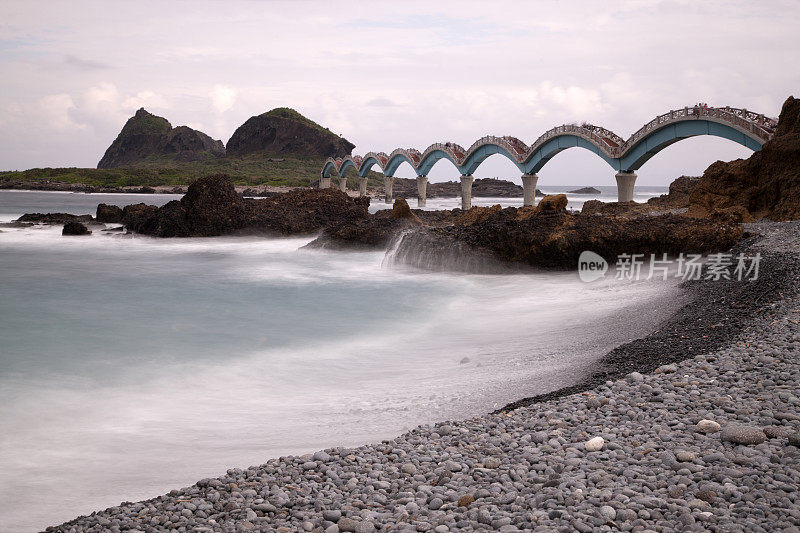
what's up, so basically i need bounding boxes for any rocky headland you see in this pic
[227,108,354,159]
[98,108,226,169]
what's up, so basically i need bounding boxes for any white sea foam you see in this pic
[0,190,678,531]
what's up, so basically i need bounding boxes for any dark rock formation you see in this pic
[567,187,601,194]
[126,174,370,237]
[62,222,91,235]
[96,204,123,223]
[17,213,93,225]
[226,108,354,158]
[529,194,568,214]
[472,178,523,197]
[422,208,743,270]
[581,200,650,218]
[121,203,159,231]
[647,176,700,208]
[97,108,225,168]
[391,198,421,224]
[688,96,800,221]
[386,178,523,198]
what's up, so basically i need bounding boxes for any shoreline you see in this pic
[48,221,800,532]
[497,224,800,412]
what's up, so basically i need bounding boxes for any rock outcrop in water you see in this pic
[97,108,225,168]
[126,174,370,237]
[567,186,601,194]
[688,96,800,221]
[226,108,354,158]
[388,178,524,198]
[96,204,123,223]
[411,208,743,270]
[62,222,91,235]
[313,194,743,270]
[17,213,94,225]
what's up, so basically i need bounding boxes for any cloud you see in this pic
[62,54,111,71]
[365,97,400,107]
[39,94,83,131]
[210,85,237,113]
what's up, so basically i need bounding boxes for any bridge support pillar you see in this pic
[320,176,331,189]
[460,175,474,210]
[339,175,348,192]
[615,172,637,203]
[416,176,428,207]
[384,176,395,204]
[358,177,368,197]
[521,173,539,207]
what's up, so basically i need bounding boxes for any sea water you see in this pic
[0,189,676,531]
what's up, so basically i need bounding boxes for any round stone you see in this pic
[457,494,475,507]
[721,424,767,445]
[484,457,501,469]
[599,505,616,520]
[401,463,417,475]
[585,436,605,452]
[696,419,722,433]
[676,451,696,462]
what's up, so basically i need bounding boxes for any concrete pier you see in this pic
[320,176,331,189]
[384,176,395,204]
[358,177,368,197]
[521,173,539,207]
[416,176,428,207]
[615,171,637,202]
[460,175,474,210]
[339,176,347,192]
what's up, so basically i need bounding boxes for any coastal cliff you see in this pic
[226,108,354,159]
[97,109,225,168]
[688,96,800,221]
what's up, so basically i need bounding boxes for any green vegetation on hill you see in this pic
[118,111,171,137]
[0,153,383,188]
[261,108,333,134]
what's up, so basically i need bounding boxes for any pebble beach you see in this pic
[50,221,800,533]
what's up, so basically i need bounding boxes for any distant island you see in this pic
[567,186,601,194]
[1,107,376,190]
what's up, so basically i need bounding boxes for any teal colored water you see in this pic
[0,190,677,532]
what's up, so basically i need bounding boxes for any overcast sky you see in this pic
[1,0,798,185]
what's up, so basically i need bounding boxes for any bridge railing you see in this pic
[329,105,776,178]
[621,106,774,153]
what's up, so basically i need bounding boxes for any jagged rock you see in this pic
[708,205,756,223]
[456,205,502,226]
[391,198,421,224]
[581,200,651,218]
[121,203,159,231]
[422,208,743,270]
[127,174,370,237]
[62,222,91,235]
[535,194,568,212]
[97,108,225,168]
[688,96,800,221]
[227,108,354,158]
[96,204,123,223]
[647,176,700,208]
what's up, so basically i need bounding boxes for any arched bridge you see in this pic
[320,106,776,208]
